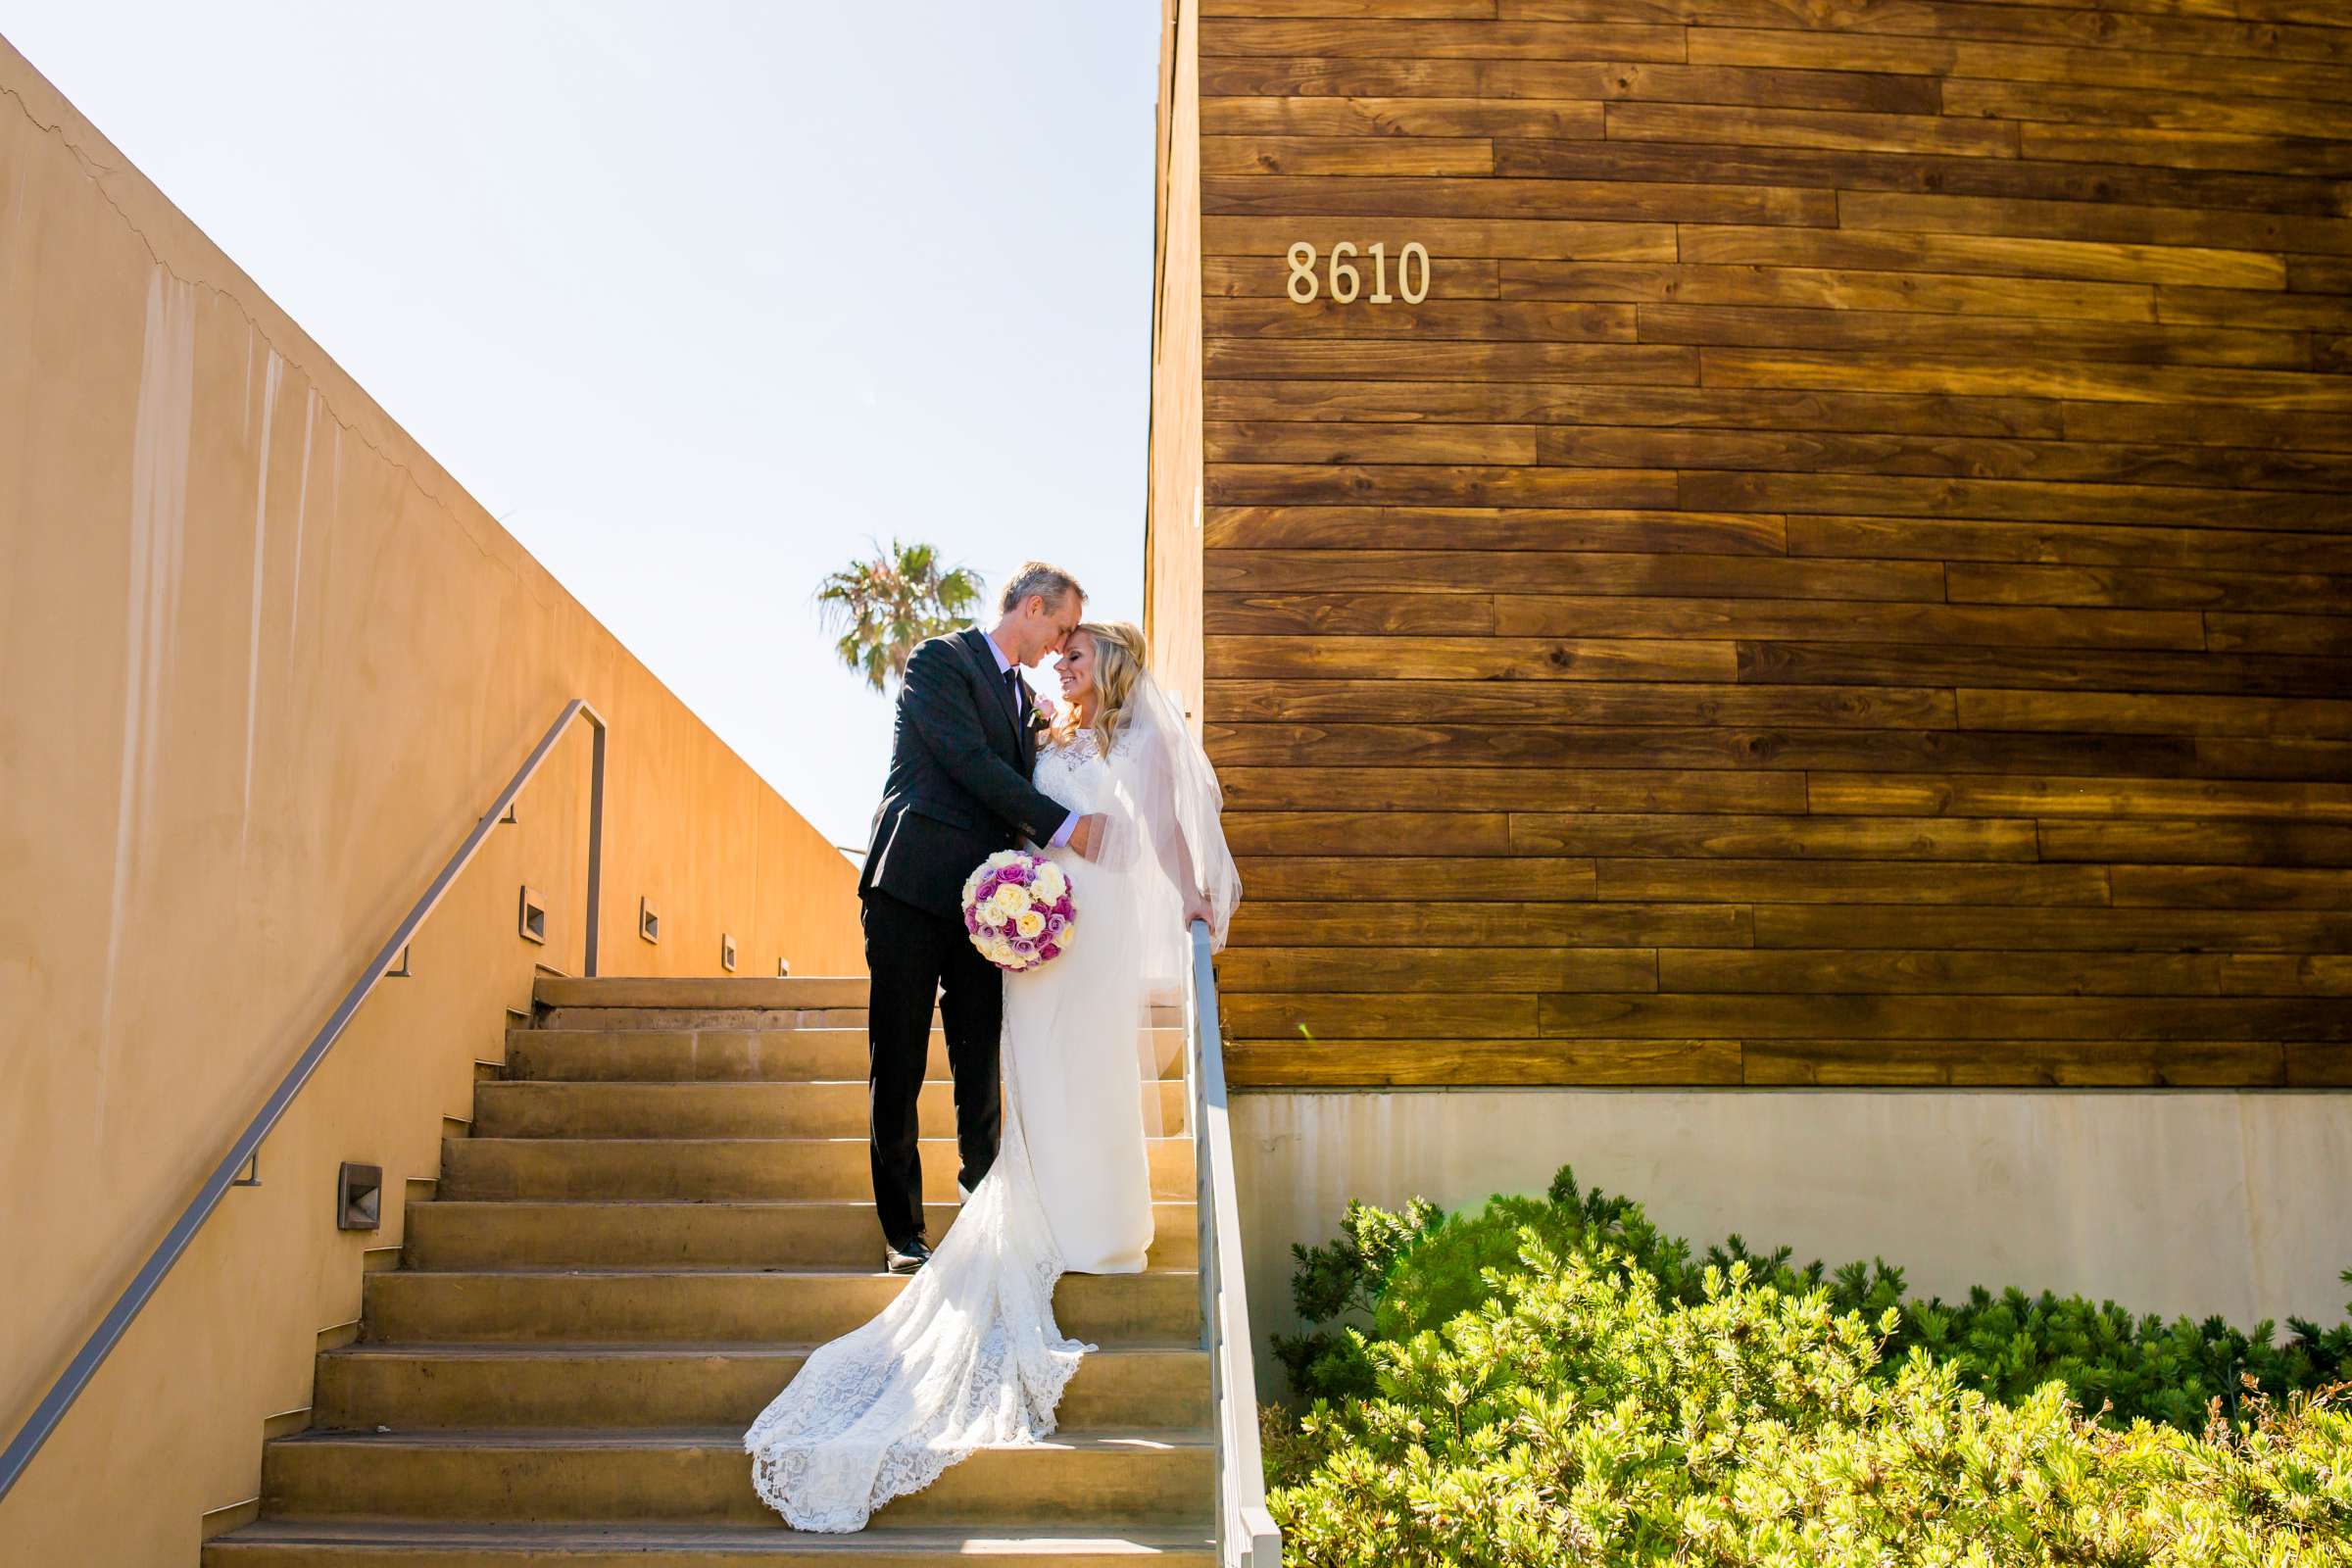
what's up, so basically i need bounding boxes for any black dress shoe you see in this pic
[884,1236,933,1274]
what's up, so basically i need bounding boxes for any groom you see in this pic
[857,562,1107,1273]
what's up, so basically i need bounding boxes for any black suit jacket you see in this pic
[858,627,1067,918]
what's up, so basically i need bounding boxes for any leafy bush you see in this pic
[1269,1237,2352,1567]
[1276,1165,2352,1432]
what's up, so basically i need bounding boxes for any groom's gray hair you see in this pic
[999,561,1084,614]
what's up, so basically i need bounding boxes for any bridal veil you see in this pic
[1093,666,1245,1110]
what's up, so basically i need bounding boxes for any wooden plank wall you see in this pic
[1190,0,2352,1090]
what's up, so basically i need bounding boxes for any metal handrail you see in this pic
[1185,918,1283,1567]
[0,698,608,1504]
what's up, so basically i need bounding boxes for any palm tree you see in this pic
[814,539,986,692]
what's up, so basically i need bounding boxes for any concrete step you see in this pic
[540,1006,883,1033]
[361,1269,1203,1347]
[403,1200,1199,1271]
[313,1344,1210,1431]
[505,1029,1187,1084]
[439,1137,1197,1203]
[470,1082,1191,1141]
[531,981,1181,1037]
[507,1028,954,1084]
[259,1427,1212,1529]
[537,978,874,1011]
[207,1520,1214,1566]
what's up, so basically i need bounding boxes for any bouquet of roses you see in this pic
[959,849,1075,973]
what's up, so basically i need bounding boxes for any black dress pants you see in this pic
[861,889,1003,1249]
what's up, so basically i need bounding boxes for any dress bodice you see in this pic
[1033,728,1128,816]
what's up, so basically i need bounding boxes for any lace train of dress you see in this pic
[741,1038,1089,1532]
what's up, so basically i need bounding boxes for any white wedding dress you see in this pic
[743,677,1238,1532]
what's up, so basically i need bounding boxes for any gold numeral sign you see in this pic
[1286,241,1430,306]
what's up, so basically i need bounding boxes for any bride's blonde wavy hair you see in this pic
[1051,620,1149,751]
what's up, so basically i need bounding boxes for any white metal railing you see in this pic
[1184,918,1283,1566]
[0,699,608,1504]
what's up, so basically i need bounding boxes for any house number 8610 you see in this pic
[1286,241,1430,306]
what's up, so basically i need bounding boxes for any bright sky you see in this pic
[8,2,1163,848]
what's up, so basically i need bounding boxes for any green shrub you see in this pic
[1275,1165,2352,1432]
[1269,1238,2352,1567]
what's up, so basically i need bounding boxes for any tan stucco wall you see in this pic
[0,37,861,1560]
[1236,1089,2352,1400]
[1141,0,1202,714]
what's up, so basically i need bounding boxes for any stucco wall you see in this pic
[1236,1088,2352,1400]
[0,37,861,1560]
[1143,0,1205,714]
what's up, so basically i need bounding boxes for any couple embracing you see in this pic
[741,562,1241,1532]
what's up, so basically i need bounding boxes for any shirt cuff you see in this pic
[1047,811,1078,849]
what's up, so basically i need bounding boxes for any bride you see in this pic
[742,619,1241,1532]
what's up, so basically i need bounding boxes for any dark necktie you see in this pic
[1003,666,1026,726]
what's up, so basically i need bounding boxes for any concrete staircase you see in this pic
[206,977,1215,1566]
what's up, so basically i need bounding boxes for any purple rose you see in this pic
[1037,942,1059,961]
[1003,859,1033,885]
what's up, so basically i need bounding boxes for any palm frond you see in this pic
[812,538,985,692]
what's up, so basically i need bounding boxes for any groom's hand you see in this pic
[1068,813,1110,861]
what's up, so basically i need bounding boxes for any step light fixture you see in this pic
[336,1162,382,1231]
[517,885,548,946]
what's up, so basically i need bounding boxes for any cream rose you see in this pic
[1033,864,1067,901]
[1015,909,1046,939]
[992,882,1033,916]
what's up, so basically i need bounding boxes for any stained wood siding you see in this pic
[1189,0,2352,1090]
